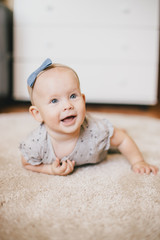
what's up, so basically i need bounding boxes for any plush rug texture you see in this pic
[0,112,160,240]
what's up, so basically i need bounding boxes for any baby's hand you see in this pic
[132,161,159,175]
[51,158,75,176]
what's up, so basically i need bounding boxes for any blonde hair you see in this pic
[27,63,80,105]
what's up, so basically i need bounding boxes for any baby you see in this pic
[20,58,158,176]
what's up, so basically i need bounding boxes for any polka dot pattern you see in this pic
[19,114,114,167]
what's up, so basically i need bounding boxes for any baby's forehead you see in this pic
[38,66,76,81]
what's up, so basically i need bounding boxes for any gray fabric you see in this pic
[19,114,114,166]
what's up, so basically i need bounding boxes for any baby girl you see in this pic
[20,58,159,176]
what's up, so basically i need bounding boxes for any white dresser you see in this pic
[13,0,159,105]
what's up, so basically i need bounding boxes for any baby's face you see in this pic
[32,67,86,136]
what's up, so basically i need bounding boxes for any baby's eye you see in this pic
[70,94,77,99]
[51,99,58,104]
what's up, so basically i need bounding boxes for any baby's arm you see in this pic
[110,128,158,175]
[21,156,75,176]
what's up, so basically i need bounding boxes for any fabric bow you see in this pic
[27,58,52,87]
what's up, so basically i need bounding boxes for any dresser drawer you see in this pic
[14,26,159,65]
[13,61,42,100]
[13,61,158,104]
[14,0,159,28]
[76,63,158,104]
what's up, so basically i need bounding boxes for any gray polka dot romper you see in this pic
[19,114,114,166]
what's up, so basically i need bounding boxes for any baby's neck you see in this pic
[47,127,80,159]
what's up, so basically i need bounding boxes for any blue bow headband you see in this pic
[27,58,52,87]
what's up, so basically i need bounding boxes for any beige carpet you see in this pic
[0,112,160,240]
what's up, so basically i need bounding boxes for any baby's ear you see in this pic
[82,94,85,102]
[29,106,43,123]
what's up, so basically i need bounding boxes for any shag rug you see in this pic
[0,112,160,240]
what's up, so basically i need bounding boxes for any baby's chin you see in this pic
[60,120,82,135]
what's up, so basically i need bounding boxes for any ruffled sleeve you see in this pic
[101,118,114,150]
[19,124,46,165]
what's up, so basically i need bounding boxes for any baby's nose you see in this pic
[63,100,74,111]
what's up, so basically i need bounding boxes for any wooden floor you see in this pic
[86,102,160,119]
[0,101,160,119]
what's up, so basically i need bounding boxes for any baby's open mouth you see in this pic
[61,115,76,123]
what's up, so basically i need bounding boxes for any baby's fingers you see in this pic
[150,166,159,175]
[145,166,151,175]
[143,165,159,175]
[60,161,68,172]
[58,161,73,175]
[54,158,61,167]
[66,160,75,171]
[132,166,140,174]
[61,160,75,175]
[51,158,61,174]
[132,164,158,175]
[51,159,75,176]
[70,160,75,170]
